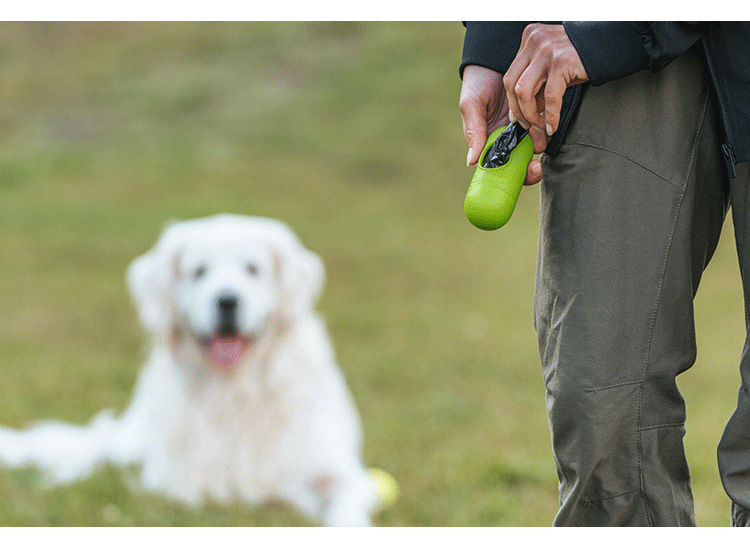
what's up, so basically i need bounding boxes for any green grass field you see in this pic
[0,21,745,526]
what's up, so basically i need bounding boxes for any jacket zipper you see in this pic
[556,84,584,144]
[545,83,585,158]
[723,143,737,179]
[701,29,737,179]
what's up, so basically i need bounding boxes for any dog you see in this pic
[0,214,378,526]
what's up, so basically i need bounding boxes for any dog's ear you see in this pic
[273,237,325,320]
[127,223,182,336]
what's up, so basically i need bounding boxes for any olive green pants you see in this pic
[535,44,750,526]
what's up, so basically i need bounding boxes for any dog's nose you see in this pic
[217,295,239,335]
[218,295,238,312]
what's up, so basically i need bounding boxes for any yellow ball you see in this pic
[369,467,399,508]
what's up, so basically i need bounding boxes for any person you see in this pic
[458,22,750,526]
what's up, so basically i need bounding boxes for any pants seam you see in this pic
[639,422,685,432]
[563,142,677,188]
[585,380,642,393]
[634,87,710,528]
[582,488,641,506]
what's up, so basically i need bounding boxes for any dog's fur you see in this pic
[0,215,377,526]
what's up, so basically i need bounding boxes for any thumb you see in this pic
[460,99,488,166]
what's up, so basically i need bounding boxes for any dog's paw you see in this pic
[319,472,379,527]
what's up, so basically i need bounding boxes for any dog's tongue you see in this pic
[205,335,250,369]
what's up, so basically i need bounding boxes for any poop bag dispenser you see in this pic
[464,122,534,231]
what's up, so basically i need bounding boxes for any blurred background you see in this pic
[0,21,744,526]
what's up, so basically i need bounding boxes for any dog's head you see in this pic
[127,215,324,370]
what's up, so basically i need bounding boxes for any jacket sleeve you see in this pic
[563,22,706,86]
[460,22,530,79]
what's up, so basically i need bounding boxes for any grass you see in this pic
[0,21,745,526]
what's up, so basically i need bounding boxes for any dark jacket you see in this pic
[461,22,750,175]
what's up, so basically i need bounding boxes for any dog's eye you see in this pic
[246,263,259,277]
[193,265,207,280]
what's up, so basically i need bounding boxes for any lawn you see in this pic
[0,21,744,526]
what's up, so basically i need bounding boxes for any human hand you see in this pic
[503,23,588,155]
[460,65,544,185]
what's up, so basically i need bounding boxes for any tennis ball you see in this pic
[368,467,399,508]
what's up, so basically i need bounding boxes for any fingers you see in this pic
[511,60,547,131]
[524,159,543,186]
[460,101,487,166]
[503,24,590,145]
[504,58,548,136]
[528,124,548,155]
[502,55,525,128]
[542,71,566,135]
[505,62,566,147]
[459,65,507,166]
[503,27,541,131]
[525,128,545,185]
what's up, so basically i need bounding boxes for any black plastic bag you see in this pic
[482,122,530,168]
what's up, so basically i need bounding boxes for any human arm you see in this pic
[459,22,544,184]
[503,22,707,151]
[459,22,709,184]
[460,65,545,185]
[501,23,588,155]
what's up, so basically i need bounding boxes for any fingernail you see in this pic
[508,110,516,124]
[531,162,542,177]
[466,148,473,166]
[546,123,554,136]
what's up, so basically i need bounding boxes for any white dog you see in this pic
[0,214,378,526]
